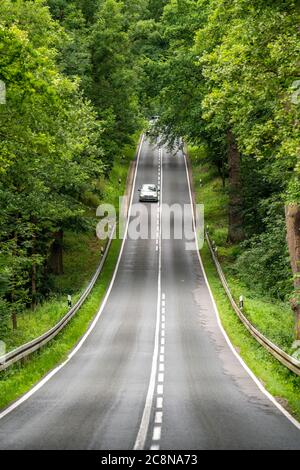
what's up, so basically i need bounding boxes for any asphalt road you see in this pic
[0,137,299,450]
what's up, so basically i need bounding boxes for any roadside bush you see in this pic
[234,212,292,300]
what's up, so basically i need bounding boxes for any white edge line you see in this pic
[182,151,300,431]
[134,147,163,450]
[0,135,145,422]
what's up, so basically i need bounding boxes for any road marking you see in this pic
[134,146,164,450]
[157,397,163,409]
[0,136,146,423]
[150,444,160,450]
[155,411,163,424]
[158,373,164,383]
[182,149,300,431]
[159,354,164,363]
[152,426,161,441]
[149,289,167,449]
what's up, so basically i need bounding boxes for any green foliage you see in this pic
[190,144,297,349]
[0,0,143,329]
[89,0,143,165]
[0,134,137,350]
[140,0,300,304]
[235,206,293,300]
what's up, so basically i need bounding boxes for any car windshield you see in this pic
[143,184,156,192]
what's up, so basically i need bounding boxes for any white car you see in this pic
[138,184,159,202]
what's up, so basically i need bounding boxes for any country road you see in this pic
[0,137,299,450]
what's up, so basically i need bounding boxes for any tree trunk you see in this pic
[31,230,37,311]
[285,204,300,340]
[12,312,17,330]
[227,129,244,243]
[31,262,37,311]
[49,229,64,275]
[217,159,226,188]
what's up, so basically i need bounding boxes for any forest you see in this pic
[0,0,300,343]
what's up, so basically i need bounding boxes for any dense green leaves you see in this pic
[1,0,299,331]
[0,0,145,326]
[137,0,299,314]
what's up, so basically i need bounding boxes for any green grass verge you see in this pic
[3,232,104,352]
[189,145,300,420]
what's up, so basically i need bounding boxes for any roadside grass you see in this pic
[3,232,104,352]
[0,237,121,410]
[52,231,103,295]
[1,137,139,354]
[189,145,300,420]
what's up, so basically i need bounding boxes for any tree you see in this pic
[142,0,300,337]
[89,0,141,168]
[0,0,104,324]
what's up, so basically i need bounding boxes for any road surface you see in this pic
[0,137,299,450]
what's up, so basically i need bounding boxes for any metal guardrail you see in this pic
[0,224,116,371]
[206,231,300,376]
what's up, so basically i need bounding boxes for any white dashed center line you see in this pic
[149,290,166,451]
[155,411,163,424]
[157,397,163,409]
[152,426,162,441]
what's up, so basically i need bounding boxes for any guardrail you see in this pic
[0,224,116,372]
[206,231,300,376]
